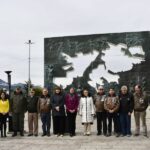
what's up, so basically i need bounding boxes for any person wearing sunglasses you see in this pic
[94,86,107,136]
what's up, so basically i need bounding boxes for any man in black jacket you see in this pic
[27,88,39,136]
[119,85,134,137]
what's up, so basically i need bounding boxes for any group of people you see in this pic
[0,84,149,138]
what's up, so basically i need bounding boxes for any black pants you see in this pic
[40,113,51,134]
[8,115,13,132]
[12,113,24,133]
[96,112,107,134]
[0,113,8,137]
[107,112,119,134]
[67,112,77,135]
[53,116,65,135]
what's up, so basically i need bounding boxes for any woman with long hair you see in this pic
[65,87,79,137]
[0,92,9,137]
[51,87,66,137]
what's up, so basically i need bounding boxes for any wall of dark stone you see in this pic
[44,31,150,94]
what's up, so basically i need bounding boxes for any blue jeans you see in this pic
[119,113,131,135]
[40,113,51,134]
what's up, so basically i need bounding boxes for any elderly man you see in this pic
[133,85,148,137]
[10,87,27,137]
[38,88,51,137]
[94,86,107,136]
[104,88,120,137]
[119,86,134,137]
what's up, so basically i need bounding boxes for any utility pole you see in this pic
[25,40,34,95]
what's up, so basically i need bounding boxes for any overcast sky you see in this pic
[0,0,150,86]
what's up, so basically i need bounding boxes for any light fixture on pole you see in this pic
[5,71,12,96]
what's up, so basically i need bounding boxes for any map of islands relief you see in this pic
[44,31,150,93]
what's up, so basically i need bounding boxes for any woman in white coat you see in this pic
[79,89,95,136]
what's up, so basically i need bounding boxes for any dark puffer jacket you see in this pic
[119,92,134,113]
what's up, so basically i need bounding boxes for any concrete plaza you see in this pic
[0,108,150,150]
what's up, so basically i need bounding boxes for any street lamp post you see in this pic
[5,71,13,132]
[25,40,34,95]
[5,71,12,98]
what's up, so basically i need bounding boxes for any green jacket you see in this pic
[134,92,148,112]
[10,91,27,113]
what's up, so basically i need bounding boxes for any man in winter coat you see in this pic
[119,85,134,137]
[133,85,148,136]
[104,88,120,137]
[94,86,107,136]
[10,87,27,137]
[27,88,39,136]
[38,88,51,137]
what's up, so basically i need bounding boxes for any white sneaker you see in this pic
[87,132,91,136]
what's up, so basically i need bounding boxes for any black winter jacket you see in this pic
[119,92,134,113]
[27,96,39,113]
[51,93,66,117]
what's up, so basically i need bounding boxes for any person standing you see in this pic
[38,88,51,137]
[51,87,66,137]
[27,88,39,136]
[133,85,148,137]
[3,88,13,133]
[0,92,9,137]
[65,87,79,137]
[94,86,107,136]
[104,88,120,137]
[79,89,95,136]
[10,87,27,137]
[119,86,134,137]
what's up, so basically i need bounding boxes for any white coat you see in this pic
[79,96,95,124]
